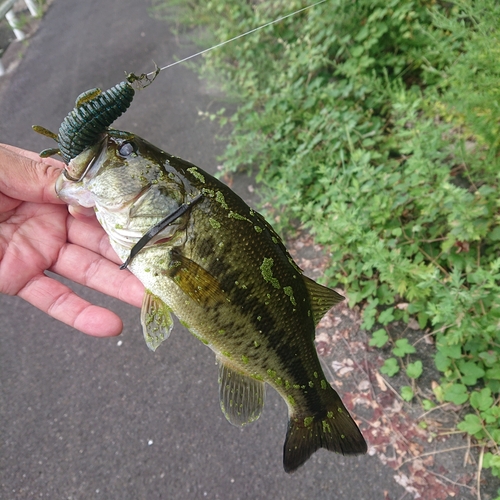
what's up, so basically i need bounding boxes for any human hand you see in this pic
[0,144,144,336]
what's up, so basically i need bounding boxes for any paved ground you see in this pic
[0,1,421,498]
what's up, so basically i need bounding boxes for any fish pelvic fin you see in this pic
[283,393,367,473]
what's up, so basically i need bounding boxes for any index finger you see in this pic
[18,271,126,337]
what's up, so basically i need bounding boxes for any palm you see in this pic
[0,145,143,336]
[0,200,68,294]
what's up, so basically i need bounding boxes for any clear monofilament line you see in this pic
[147,0,326,77]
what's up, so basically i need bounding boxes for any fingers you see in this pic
[0,192,21,214]
[69,205,97,219]
[18,273,125,337]
[51,240,144,308]
[66,216,124,265]
[0,144,65,205]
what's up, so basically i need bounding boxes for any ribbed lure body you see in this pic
[33,69,158,167]
[57,81,135,164]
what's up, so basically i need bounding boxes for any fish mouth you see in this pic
[55,137,111,208]
[55,171,97,208]
[64,138,106,182]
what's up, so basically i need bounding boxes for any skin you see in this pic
[0,144,144,337]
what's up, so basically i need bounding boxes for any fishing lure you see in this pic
[32,68,159,170]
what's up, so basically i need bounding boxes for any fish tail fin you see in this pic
[283,395,367,473]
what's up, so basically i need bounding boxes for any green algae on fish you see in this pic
[55,131,367,472]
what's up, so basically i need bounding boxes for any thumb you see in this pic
[0,144,65,205]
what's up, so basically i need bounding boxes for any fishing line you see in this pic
[147,0,327,78]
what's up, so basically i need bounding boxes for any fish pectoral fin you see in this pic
[166,251,226,306]
[217,357,266,427]
[302,275,344,325]
[140,289,174,351]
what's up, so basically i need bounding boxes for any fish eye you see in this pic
[118,141,136,157]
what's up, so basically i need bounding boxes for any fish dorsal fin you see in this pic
[140,289,174,351]
[217,357,266,427]
[166,250,226,307]
[302,275,344,325]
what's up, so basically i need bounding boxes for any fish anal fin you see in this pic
[302,275,344,325]
[166,251,226,307]
[140,289,174,351]
[217,357,266,427]
[283,389,367,473]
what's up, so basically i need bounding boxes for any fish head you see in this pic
[55,130,186,211]
[55,130,191,258]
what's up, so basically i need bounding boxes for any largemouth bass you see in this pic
[53,130,367,472]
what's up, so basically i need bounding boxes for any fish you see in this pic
[53,128,367,472]
[31,0,366,471]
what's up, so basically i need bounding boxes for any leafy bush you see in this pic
[154,0,500,483]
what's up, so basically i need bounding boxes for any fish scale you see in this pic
[54,131,367,472]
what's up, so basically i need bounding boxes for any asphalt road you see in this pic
[0,1,406,498]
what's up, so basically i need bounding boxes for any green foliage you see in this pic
[380,357,399,376]
[393,339,416,357]
[443,382,469,405]
[422,399,435,411]
[457,414,483,436]
[484,452,500,479]
[400,386,414,401]
[406,360,423,379]
[158,0,500,481]
[470,388,494,412]
[369,328,389,348]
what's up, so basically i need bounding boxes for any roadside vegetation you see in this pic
[154,0,500,493]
